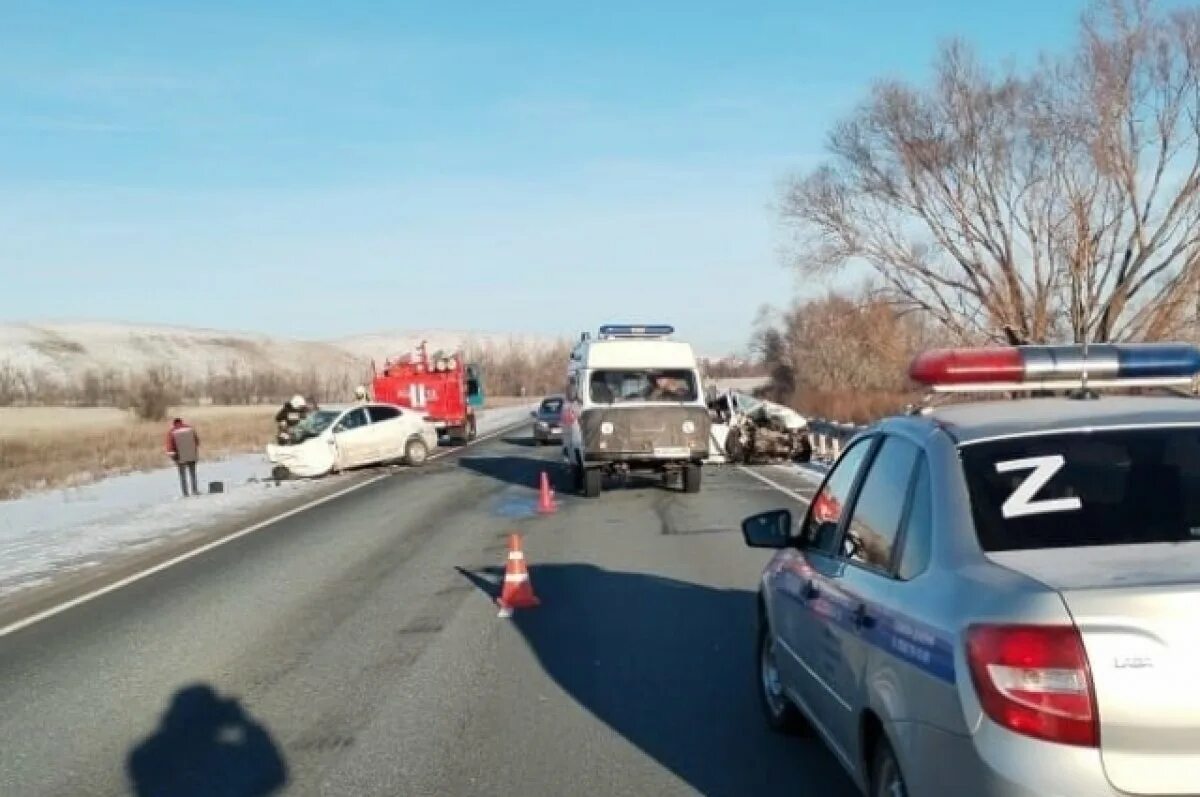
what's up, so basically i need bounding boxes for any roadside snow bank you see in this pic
[0,405,534,598]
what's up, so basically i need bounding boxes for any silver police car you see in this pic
[742,343,1200,797]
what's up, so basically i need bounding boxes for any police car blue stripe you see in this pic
[866,606,956,683]
[804,585,956,684]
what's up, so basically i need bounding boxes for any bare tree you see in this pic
[782,0,1200,343]
[756,288,936,421]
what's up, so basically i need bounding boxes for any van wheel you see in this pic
[682,464,702,493]
[582,468,602,498]
[871,737,908,797]
[758,622,805,734]
[405,438,429,466]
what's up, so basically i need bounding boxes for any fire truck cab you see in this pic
[370,342,485,445]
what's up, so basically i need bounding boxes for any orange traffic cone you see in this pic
[496,533,540,617]
[537,470,557,514]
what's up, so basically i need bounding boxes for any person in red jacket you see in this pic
[166,418,201,497]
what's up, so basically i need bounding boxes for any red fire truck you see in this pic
[370,342,485,444]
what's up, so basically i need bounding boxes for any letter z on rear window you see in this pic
[960,427,1200,551]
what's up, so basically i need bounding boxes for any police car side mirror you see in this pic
[741,509,792,549]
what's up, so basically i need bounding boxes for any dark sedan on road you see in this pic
[531,395,565,444]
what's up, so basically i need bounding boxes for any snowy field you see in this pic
[0,404,535,598]
[0,320,557,383]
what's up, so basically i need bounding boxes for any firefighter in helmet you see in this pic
[275,394,308,445]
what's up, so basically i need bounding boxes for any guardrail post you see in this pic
[830,435,841,460]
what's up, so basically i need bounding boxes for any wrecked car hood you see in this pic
[266,437,336,477]
[728,391,807,430]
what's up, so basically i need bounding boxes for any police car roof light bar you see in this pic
[598,324,675,338]
[909,343,1200,392]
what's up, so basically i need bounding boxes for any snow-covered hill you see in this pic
[0,322,562,384]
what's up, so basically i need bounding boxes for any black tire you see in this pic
[725,432,745,464]
[795,435,813,464]
[758,622,805,734]
[582,467,602,498]
[870,736,908,797]
[682,463,702,493]
[405,438,429,466]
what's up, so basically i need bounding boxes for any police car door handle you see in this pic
[853,603,875,630]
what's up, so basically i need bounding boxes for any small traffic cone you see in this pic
[537,470,558,514]
[496,533,540,617]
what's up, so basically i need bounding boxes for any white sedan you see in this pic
[266,402,439,478]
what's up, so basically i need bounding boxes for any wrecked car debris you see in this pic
[705,389,813,465]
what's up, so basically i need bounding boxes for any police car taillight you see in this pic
[909,343,1200,390]
[966,624,1098,747]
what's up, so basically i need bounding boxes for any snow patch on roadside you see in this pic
[0,406,534,598]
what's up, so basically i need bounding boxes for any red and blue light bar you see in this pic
[909,343,1200,390]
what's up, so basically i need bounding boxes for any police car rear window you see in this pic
[961,427,1200,551]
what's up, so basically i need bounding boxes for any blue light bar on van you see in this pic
[909,342,1200,390]
[598,324,675,337]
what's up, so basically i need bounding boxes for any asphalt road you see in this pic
[0,427,857,797]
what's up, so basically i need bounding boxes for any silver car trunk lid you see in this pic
[990,545,1200,795]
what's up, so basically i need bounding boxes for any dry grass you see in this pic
[792,389,921,425]
[0,398,525,499]
[0,404,273,439]
[0,407,276,500]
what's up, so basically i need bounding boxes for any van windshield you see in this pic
[960,427,1200,551]
[588,369,697,404]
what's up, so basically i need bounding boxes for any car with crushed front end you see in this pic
[266,401,438,478]
[742,342,1200,797]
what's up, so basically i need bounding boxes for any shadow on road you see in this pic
[126,684,288,797]
[500,435,544,447]
[459,452,680,496]
[458,563,857,797]
[458,454,566,491]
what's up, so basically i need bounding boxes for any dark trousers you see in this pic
[176,461,199,496]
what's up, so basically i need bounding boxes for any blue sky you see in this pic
[1,1,1100,354]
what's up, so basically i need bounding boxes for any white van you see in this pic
[563,324,711,497]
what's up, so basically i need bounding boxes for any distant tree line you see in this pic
[0,342,579,420]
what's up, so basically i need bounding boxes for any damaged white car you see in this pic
[705,390,812,464]
[266,402,439,478]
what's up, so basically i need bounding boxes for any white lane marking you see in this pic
[736,466,812,505]
[0,416,532,639]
